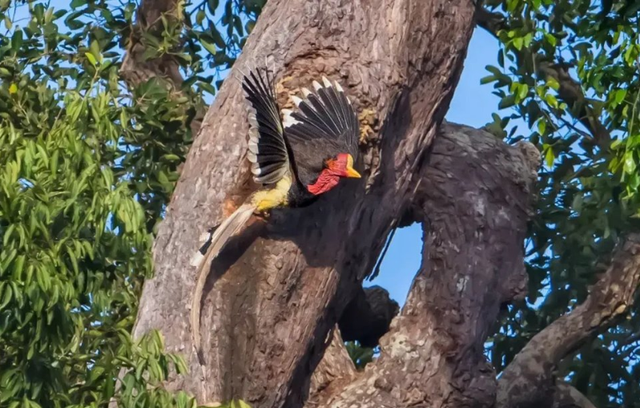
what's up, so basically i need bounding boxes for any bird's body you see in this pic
[191,69,361,360]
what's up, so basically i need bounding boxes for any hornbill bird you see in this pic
[190,68,362,358]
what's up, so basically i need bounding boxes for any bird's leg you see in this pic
[255,209,271,220]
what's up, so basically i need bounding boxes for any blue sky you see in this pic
[366,28,508,305]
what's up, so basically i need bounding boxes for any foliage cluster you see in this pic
[0,0,261,406]
[480,0,640,405]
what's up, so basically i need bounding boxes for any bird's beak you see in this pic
[345,164,361,178]
[344,154,361,178]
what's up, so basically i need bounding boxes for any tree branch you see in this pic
[338,286,399,348]
[538,62,611,147]
[121,0,204,137]
[552,382,597,408]
[496,234,640,408]
[475,6,507,34]
[121,0,184,88]
[308,329,357,405]
[475,8,611,149]
[310,123,539,408]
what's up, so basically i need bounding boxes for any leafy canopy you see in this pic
[480,0,640,406]
[0,0,261,407]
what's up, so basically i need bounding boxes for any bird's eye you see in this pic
[324,157,336,169]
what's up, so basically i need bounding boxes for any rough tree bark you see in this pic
[305,130,640,408]
[132,0,475,407]
[307,123,539,408]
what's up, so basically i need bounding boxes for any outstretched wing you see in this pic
[242,69,294,185]
[284,77,359,162]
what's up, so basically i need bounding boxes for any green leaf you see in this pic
[207,0,220,13]
[196,10,206,25]
[537,120,547,135]
[613,89,626,106]
[0,283,12,310]
[544,93,559,108]
[545,33,557,47]
[3,223,15,247]
[235,401,252,408]
[11,30,23,51]
[85,52,98,66]
[160,154,181,162]
[89,39,103,63]
[623,151,636,174]
[499,94,517,109]
[201,39,217,56]
[210,27,226,48]
[546,78,560,91]
[512,37,523,50]
[544,145,555,167]
[12,255,25,280]
[516,83,528,101]
[480,74,497,85]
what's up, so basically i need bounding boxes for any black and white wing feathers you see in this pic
[242,70,359,187]
[242,69,292,185]
[284,77,359,161]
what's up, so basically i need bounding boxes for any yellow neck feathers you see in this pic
[250,174,292,212]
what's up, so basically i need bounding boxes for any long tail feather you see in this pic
[190,202,256,361]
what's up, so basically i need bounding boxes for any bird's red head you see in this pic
[307,153,361,196]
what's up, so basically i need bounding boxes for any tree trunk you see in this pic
[307,123,539,408]
[132,0,475,407]
[304,123,640,408]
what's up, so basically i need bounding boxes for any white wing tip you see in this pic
[283,111,301,128]
[322,76,332,88]
[312,80,322,91]
[301,87,312,97]
[198,231,211,244]
[292,95,303,107]
[190,251,204,267]
[335,81,344,92]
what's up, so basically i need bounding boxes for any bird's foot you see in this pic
[256,211,271,220]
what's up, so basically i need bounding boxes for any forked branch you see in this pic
[497,234,640,408]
